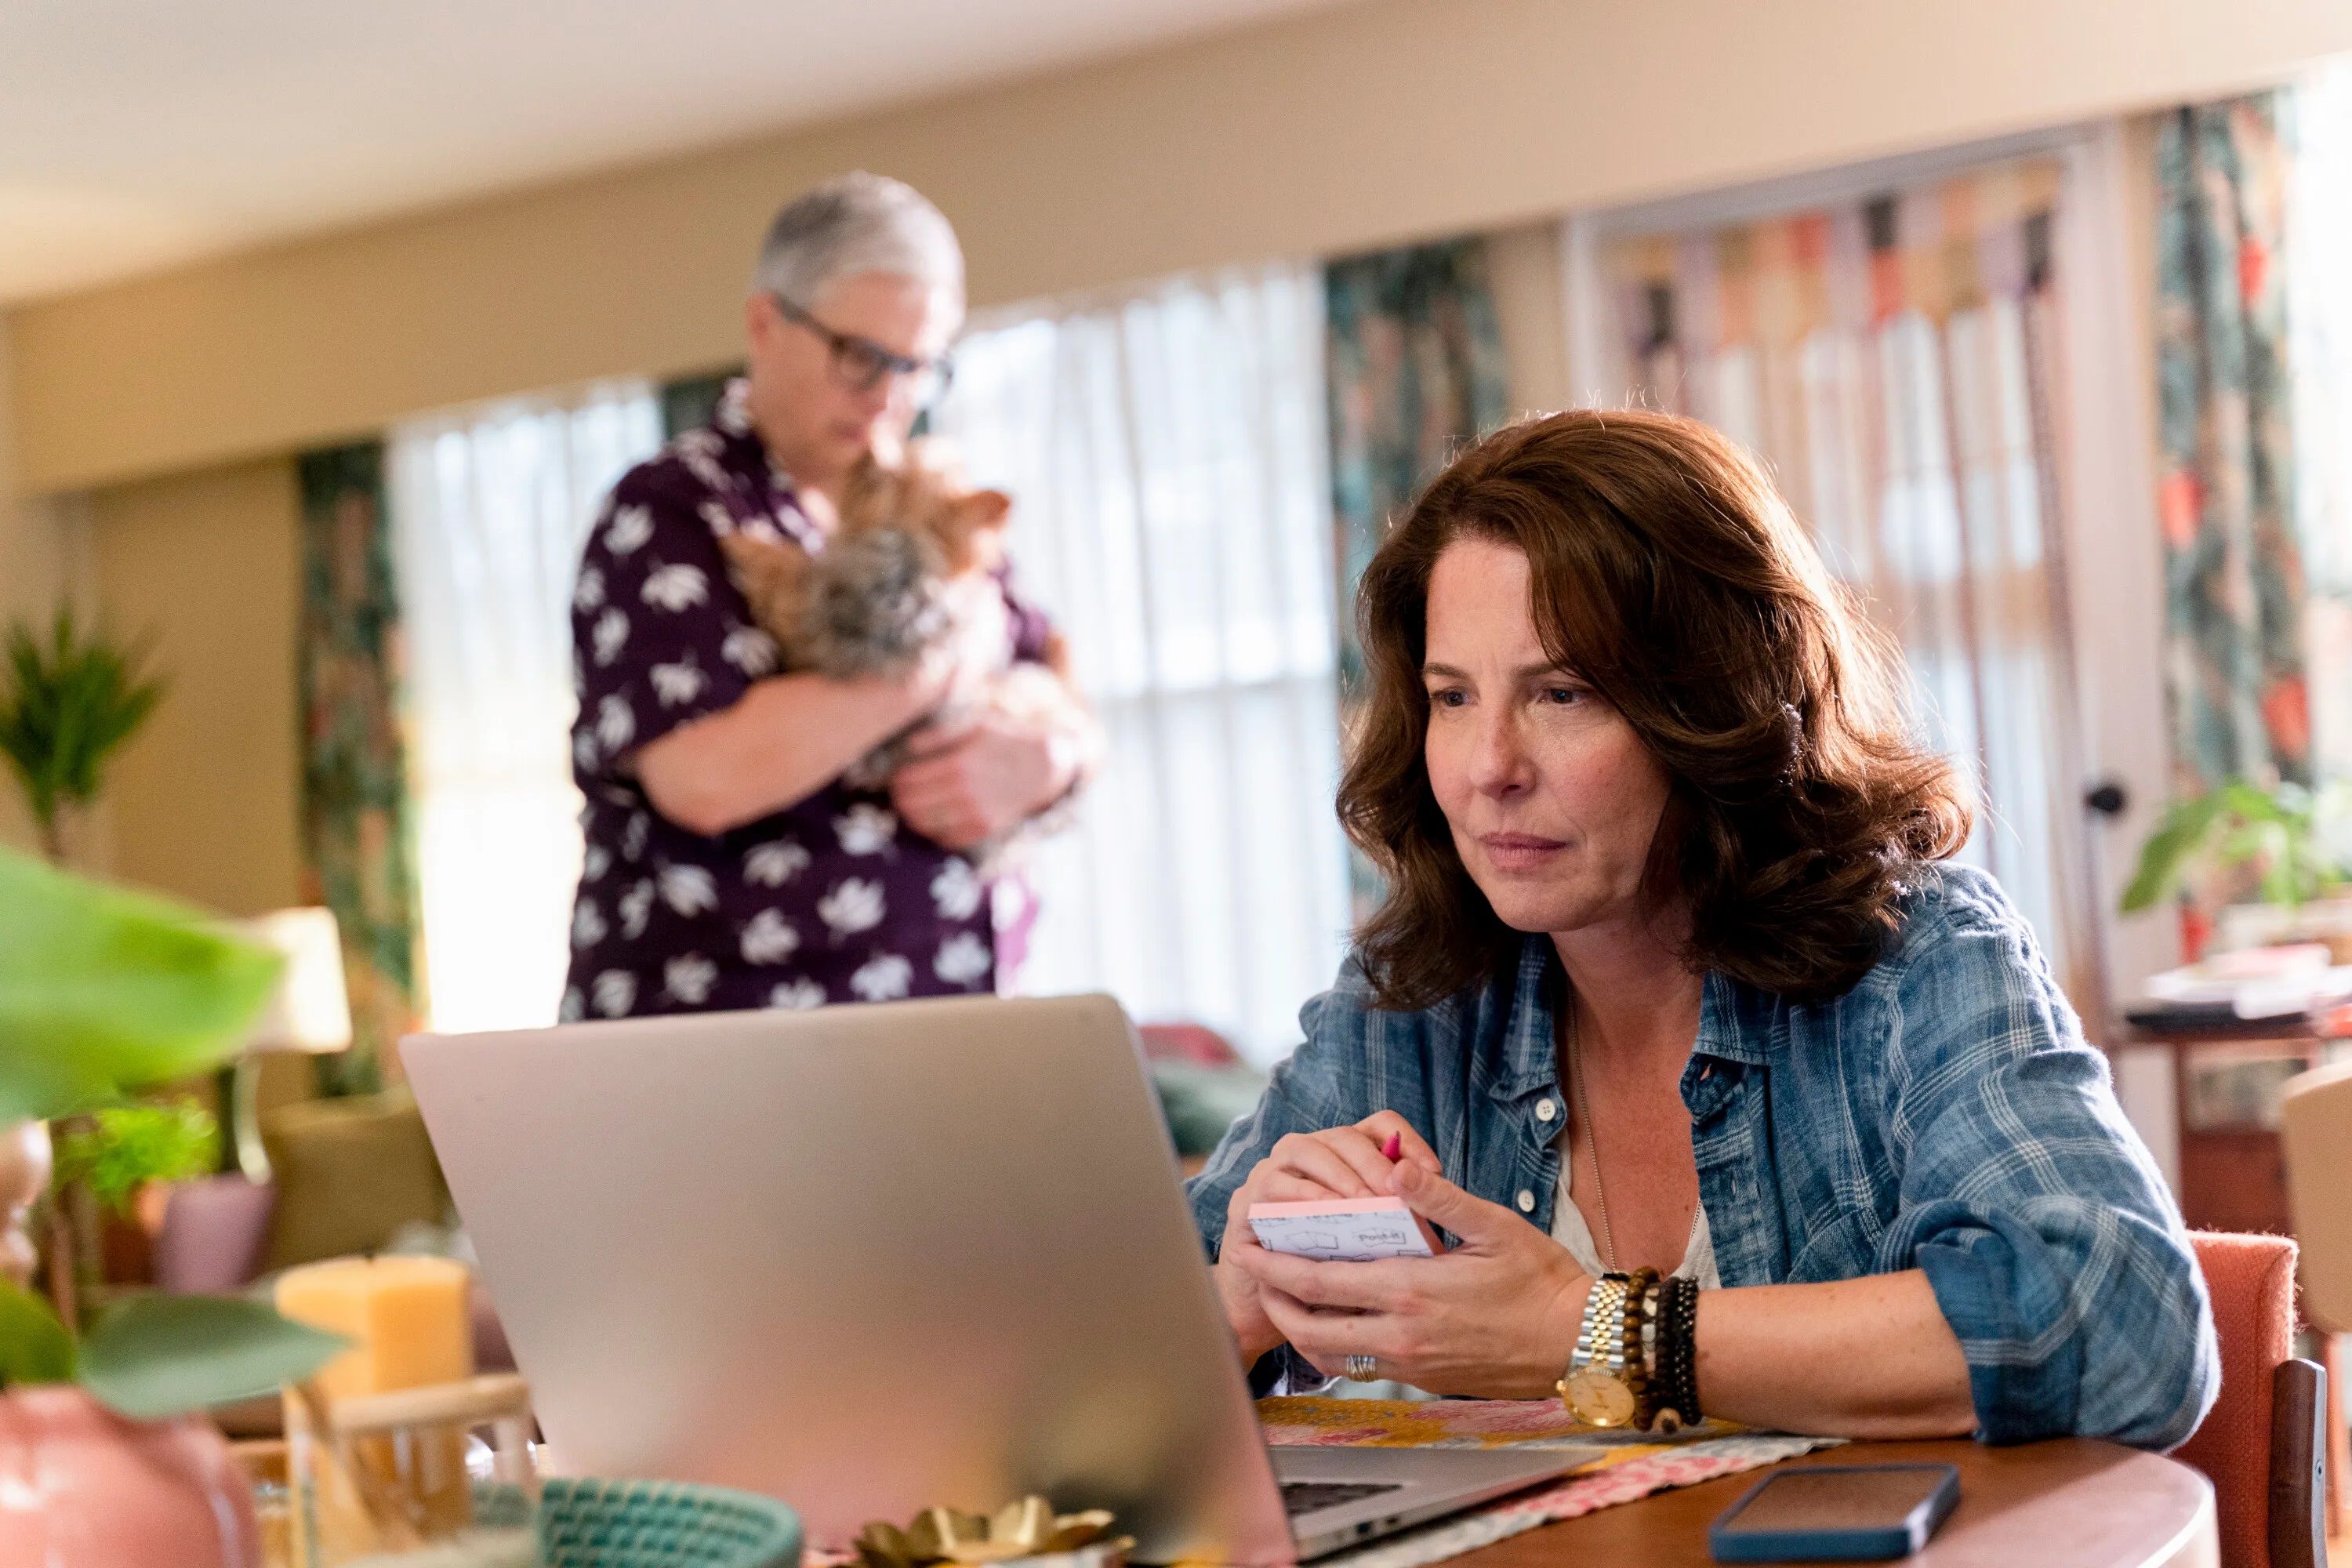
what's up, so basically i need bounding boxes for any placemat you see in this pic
[1260,1396,1843,1568]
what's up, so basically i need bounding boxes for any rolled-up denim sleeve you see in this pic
[1181,964,1374,1394]
[1878,902,2220,1449]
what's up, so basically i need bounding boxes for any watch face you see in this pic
[1561,1368,1638,1428]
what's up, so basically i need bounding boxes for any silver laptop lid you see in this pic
[401,995,1294,1563]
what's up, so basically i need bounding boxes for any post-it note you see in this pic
[1246,1197,1435,1261]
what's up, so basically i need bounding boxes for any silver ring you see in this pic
[1343,1354,1378,1381]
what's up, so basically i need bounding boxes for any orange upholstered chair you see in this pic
[2173,1231,2328,1568]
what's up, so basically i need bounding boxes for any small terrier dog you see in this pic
[721,441,1062,795]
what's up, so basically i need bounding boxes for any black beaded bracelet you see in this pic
[1662,1275,1700,1425]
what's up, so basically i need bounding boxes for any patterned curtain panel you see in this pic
[659,369,741,441]
[297,442,425,1094]
[1324,238,1512,690]
[2154,94,2309,793]
[1597,160,2101,1008]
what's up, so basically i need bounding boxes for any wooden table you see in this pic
[1455,1439,2216,1568]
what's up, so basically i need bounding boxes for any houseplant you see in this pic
[0,846,348,1566]
[2121,778,2352,959]
[0,604,165,866]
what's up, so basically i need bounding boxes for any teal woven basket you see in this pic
[486,1477,803,1568]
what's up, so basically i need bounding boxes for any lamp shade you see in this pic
[225,908,352,1054]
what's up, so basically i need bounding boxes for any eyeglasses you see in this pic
[770,294,955,408]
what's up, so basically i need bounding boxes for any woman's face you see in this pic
[1421,535,1675,937]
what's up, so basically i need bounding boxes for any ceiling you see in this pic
[0,0,1348,308]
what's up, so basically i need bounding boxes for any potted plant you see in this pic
[0,604,165,867]
[53,1098,220,1287]
[0,848,347,1566]
[2121,778,2352,959]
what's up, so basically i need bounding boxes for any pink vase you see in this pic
[0,1386,260,1567]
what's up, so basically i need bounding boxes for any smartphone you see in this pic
[1708,1463,1960,1562]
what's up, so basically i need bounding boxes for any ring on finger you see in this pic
[1343,1354,1378,1381]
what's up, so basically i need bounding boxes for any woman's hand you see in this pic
[1228,1160,1592,1399]
[1207,1112,1442,1364]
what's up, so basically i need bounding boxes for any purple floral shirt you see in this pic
[561,382,1053,1022]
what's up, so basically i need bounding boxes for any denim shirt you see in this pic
[1185,863,2220,1450]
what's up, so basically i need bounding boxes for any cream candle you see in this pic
[276,1256,478,1563]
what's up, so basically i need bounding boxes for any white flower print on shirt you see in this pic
[596,695,635,755]
[835,804,898,855]
[572,898,607,950]
[575,568,604,612]
[583,844,612,883]
[934,932,992,986]
[740,909,801,965]
[659,863,718,916]
[619,880,655,939]
[930,859,983,920]
[745,840,811,887]
[818,878,886,938]
[651,659,706,708]
[559,987,586,1022]
[573,729,597,771]
[592,970,637,1018]
[622,811,651,859]
[606,504,655,555]
[850,953,913,1002]
[699,499,739,537]
[722,626,779,677]
[642,563,709,612]
[769,979,826,1011]
[592,608,630,666]
[664,954,717,1005]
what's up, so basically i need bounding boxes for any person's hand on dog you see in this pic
[890,704,1073,848]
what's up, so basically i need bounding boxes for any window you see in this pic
[390,384,662,1033]
[2290,59,2352,780]
[930,264,1351,1062]
[1566,151,2107,1009]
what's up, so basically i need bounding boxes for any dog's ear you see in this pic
[937,489,1013,574]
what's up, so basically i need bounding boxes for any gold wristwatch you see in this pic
[1557,1272,1642,1427]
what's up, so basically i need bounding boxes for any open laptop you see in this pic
[401,994,1589,1563]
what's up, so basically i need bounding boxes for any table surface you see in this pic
[1451,1439,2216,1568]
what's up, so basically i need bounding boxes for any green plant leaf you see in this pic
[2122,791,2232,912]
[0,849,282,1122]
[0,1279,76,1387]
[53,1100,219,1218]
[78,1295,347,1421]
[0,606,165,837]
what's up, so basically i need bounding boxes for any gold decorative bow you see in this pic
[855,1497,1131,1568]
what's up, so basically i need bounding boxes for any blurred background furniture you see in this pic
[222,908,354,1183]
[2174,1231,2330,1568]
[2285,1063,2352,1541]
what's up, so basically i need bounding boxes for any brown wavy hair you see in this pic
[1340,408,1970,1010]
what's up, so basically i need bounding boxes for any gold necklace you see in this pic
[1566,996,1702,1276]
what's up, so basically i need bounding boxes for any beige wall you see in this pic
[13,0,2352,494]
[88,458,303,913]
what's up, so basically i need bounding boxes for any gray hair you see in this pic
[753,172,965,310]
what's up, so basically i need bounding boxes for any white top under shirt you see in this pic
[1551,1142,1723,1287]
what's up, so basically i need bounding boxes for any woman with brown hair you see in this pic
[1185,410,2216,1446]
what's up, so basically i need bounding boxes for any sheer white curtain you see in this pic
[390,384,662,1033]
[931,264,1351,1062]
[1577,160,2102,1007]
[2290,60,2352,782]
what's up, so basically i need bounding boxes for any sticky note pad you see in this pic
[1247,1196,1435,1261]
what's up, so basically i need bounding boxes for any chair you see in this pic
[2284,1062,2352,1537]
[2174,1232,2329,1568]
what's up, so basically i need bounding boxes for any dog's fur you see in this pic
[721,442,1061,798]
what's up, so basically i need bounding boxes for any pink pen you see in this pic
[1381,1132,1403,1163]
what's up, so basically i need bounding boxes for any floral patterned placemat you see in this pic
[1259,1396,1844,1568]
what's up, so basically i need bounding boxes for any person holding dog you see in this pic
[563,172,1095,1021]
